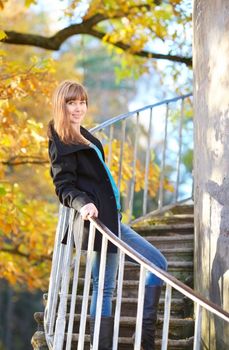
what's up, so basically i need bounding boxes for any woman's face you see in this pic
[66,98,87,126]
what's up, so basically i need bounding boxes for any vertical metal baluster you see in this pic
[193,304,202,350]
[134,266,146,350]
[48,207,69,338]
[143,108,153,216]
[129,113,139,222]
[53,208,75,350]
[108,124,114,169]
[118,119,126,191]
[66,216,84,350]
[175,98,185,201]
[113,250,125,350]
[92,235,108,350]
[191,170,194,200]
[158,104,169,210]
[48,232,67,337]
[45,205,67,336]
[161,284,172,350]
[77,223,96,350]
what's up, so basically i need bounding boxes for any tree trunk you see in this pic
[193,1,229,349]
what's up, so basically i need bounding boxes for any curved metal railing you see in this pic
[90,93,193,222]
[43,205,229,350]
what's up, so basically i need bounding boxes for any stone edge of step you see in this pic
[124,261,193,268]
[43,294,186,304]
[34,312,194,326]
[147,234,194,241]
[31,331,194,347]
[132,223,194,231]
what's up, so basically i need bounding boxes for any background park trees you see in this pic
[0,1,192,348]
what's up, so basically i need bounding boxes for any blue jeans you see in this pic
[90,222,168,317]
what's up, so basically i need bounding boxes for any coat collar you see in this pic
[48,120,92,156]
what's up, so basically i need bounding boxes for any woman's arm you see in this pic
[49,140,94,211]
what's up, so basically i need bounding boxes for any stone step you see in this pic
[115,316,194,339]
[146,234,194,249]
[78,248,193,269]
[43,294,193,318]
[123,261,193,282]
[76,278,193,298]
[31,331,194,350]
[132,223,194,237]
[159,247,193,261]
[169,204,194,215]
[79,258,193,282]
[34,312,194,339]
[78,258,193,282]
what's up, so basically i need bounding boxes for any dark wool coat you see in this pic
[48,121,119,252]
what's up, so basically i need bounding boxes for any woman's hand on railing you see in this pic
[80,203,98,220]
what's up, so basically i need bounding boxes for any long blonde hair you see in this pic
[52,80,89,144]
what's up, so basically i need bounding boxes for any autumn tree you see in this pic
[0,0,191,290]
[1,0,192,67]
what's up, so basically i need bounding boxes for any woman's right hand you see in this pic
[80,203,98,220]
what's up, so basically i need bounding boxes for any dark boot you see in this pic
[141,285,162,350]
[90,317,114,350]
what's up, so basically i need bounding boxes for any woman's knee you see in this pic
[160,254,168,271]
[148,249,168,272]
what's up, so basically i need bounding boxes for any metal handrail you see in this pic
[90,93,192,133]
[89,216,229,322]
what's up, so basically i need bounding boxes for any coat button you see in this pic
[106,177,109,182]
[110,195,114,199]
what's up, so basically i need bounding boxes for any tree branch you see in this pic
[88,28,192,66]
[1,155,49,166]
[2,160,49,166]
[2,13,192,66]
[1,247,52,261]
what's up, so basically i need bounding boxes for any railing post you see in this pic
[53,208,75,350]
[107,124,114,169]
[175,98,185,201]
[193,303,202,350]
[118,119,126,191]
[128,112,139,222]
[77,222,96,350]
[44,205,68,336]
[158,103,169,210]
[66,215,84,350]
[134,265,146,350]
[143,108,153,216]
[113,250,125,350]
[92,234,109,350]
[161,283,172,350]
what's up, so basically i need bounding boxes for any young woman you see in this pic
[48,80,167,350]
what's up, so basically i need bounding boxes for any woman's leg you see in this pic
[120,223,168,350]
[90,252,118,349]
[90,251,119,317]
[120,222,168,285]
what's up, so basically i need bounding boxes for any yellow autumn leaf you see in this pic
[0,30,7,40]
